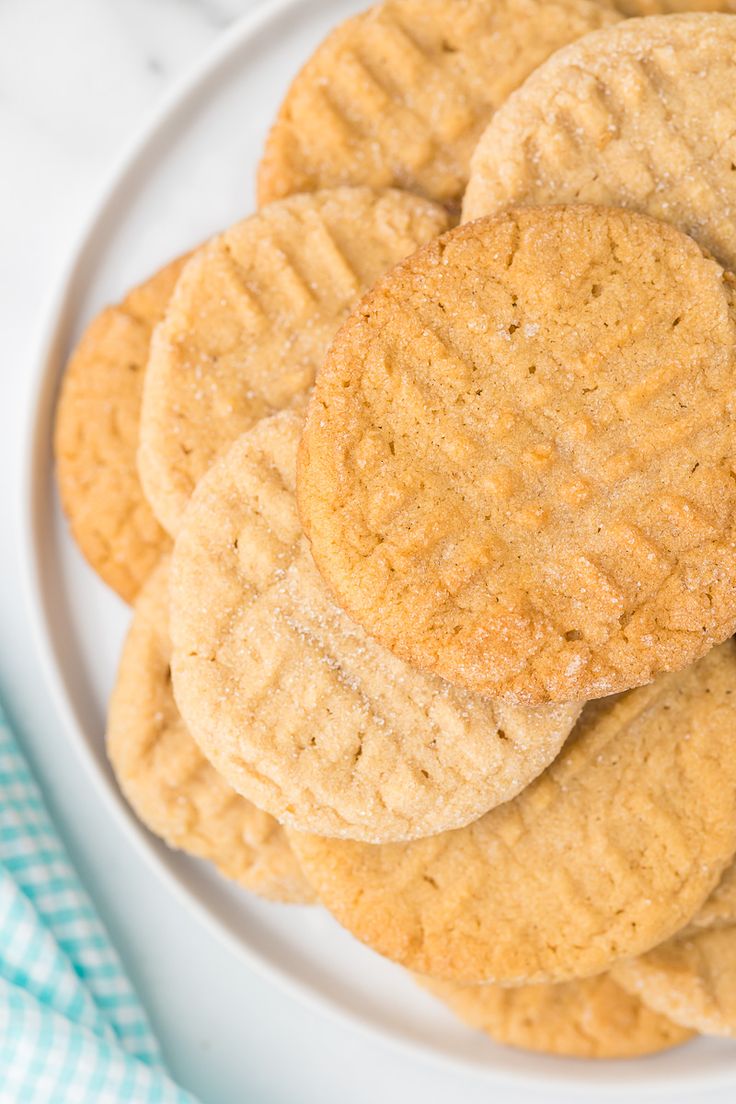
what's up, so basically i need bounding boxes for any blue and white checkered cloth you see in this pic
[0,702,196,1104]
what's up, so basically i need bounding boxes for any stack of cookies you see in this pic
[55,1,736,1061]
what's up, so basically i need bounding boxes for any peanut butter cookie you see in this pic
[55,257,185,601]
[299,206,736,703]
[463,14,736,274]
[257,0,620,210]
[107,558,312,904]
[421,974,693,1057]
[613,860,736,1037]
[169,412,579,844]
[289,644,736,983]
[138,188,449,535]
[615,926,736,1038]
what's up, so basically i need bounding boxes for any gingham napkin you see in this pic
[0,701,195,1104]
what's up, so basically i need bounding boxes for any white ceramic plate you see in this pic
[23,0,736,1093]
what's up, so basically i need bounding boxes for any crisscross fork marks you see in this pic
[353,303,669,639]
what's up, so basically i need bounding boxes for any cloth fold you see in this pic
[0,701,195,1104]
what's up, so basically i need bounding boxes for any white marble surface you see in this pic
[1,2,734,1102]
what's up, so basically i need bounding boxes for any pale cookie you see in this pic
[169,412,579,844]
[612,860,736,1037]
[463,14,736,275]
[55,257,185,602]
[614,925,736,1038]
[298,206,736,703]
[288,643,736,984]
[138,188,449,536]
[107,558,312,904]
[257,0,620,210]
[420,974,693,1058]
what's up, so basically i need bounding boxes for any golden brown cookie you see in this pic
[298,206,736,704]
[257,0,620,211]
[169,411,579,844]
[463,14,736,275]
[420,974,693,1058]
[54,257,185,602]
[138,188,449,536]
[613,860,736,1037]
[289,643,736,984]
[107,558,312,904]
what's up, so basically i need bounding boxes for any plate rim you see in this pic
[19,0,736,1093]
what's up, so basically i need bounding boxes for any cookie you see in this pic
[612,860,736,1037]
[54,256,185,602]
[169,411,579,844]
[420,974,693,1058]
[288,643,736,984]
[614,926,736,1038]
[107,558,312,904]
[298,206,736,704]
[257,0,620,211]
[138,188,449,536]
[463,14,736,275]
